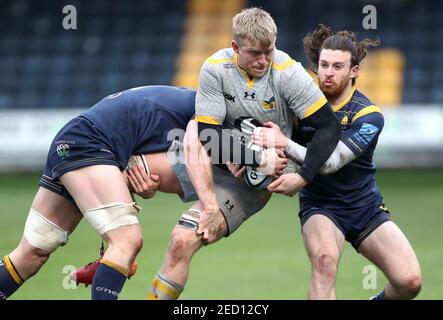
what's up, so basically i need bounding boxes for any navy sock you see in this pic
[0,256,23,300]
[91,261,128,300]
[371,290,385,300]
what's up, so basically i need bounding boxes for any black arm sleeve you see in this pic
[297,103,342,183]
[197,122,262,166]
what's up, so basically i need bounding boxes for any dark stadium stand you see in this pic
[250,0,443,105]
[0,0,441,108]
[0,0,185,109]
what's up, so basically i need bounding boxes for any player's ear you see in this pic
[350,64,359,80]
[232,40,240,53]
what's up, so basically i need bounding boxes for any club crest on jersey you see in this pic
[56,143,70,159]
[243,91,256,100]
[341,115,348,126]
[262,96,276,110]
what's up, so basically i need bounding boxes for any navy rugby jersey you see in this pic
[295,88,384,209]
[80,85,196,169]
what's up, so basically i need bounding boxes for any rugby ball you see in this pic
[243,166,273,190]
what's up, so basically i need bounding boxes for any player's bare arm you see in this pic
[254,121,357,175]
[184,120,219,243]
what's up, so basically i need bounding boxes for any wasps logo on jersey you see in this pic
[262,96,276,110]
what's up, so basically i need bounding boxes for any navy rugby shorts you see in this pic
[39,116,119,200]
[299,201,391,251]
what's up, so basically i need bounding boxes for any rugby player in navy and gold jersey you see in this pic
[147,8,342,300]
[253,25,422,300]
[0,84,287,300]
[0,86,195,300]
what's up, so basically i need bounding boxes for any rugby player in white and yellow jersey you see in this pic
[147,8,341,299]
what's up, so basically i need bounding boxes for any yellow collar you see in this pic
[333,86,356,112]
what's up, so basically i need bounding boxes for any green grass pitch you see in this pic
[1,169,442,299]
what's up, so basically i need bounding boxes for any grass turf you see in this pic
[1,169,442,299]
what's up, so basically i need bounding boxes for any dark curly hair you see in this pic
[303,24,380,85]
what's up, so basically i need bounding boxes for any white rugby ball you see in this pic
[243,166,273,190]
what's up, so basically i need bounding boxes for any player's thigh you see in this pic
[191,201,228,242]
[358,221,421,281]
[31,187,82,233]
[302,214,345,260]
[212,165,271,236]
[59,164,133,212]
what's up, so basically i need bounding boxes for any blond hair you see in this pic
[232,7,277,47]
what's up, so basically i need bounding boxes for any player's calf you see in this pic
[0,208,69,299]
[72,241,138,287]
[0,255,24,300]
[148,210,204,300]
[83,202,143,300]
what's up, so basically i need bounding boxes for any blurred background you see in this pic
[0,0,442,299]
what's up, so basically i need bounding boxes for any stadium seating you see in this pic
[0,0,441,109]
[246,0,443,105]
[0,0,186,109]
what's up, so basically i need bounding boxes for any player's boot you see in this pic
[71,240,138,287]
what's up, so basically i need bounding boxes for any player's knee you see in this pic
[168,227,200,260]
[106,227,144,260]
[117,233,143,259]
[313,254,338,280]
[398,272,422,299]
[84,201,142,256]
[166,208,204,260]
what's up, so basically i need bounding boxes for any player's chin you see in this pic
[319,85,337,96]
[251,68,268,77]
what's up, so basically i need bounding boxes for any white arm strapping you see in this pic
[285,139,357,175]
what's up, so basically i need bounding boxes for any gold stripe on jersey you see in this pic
[333,86,356,112]
[272,57,295,71]
[303,95,328,118]
[207,57,234,65]
[352,105,381,123]
[195,114,220,125]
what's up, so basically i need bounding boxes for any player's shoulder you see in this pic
[204,48,236,68]
[351,90,375,107]
[349,89,384,124]
[271,49,303,74]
